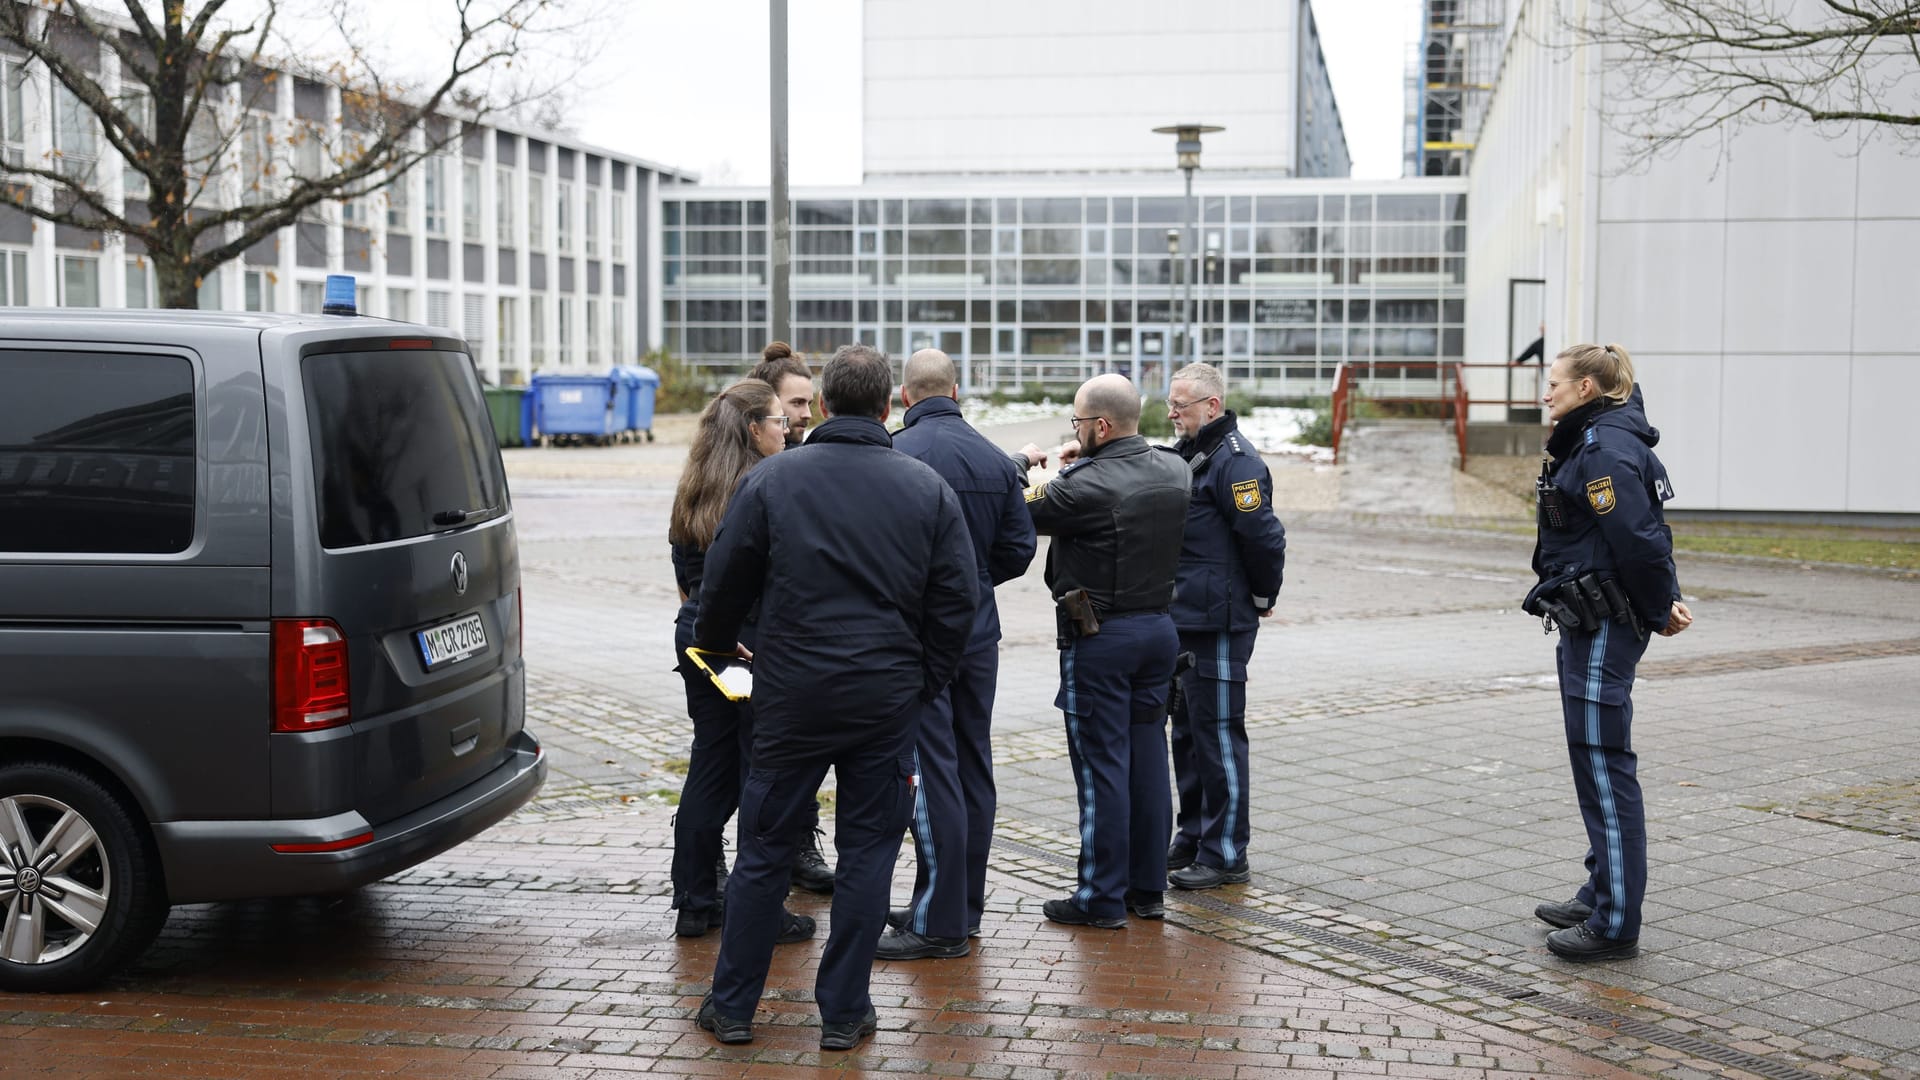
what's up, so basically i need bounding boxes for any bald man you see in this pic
[1016,374,1190,927]
[878,350,1037,958]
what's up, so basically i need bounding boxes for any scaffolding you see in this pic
[1416,0,1504,176]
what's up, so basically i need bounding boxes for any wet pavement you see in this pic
[4,429,1917,1079]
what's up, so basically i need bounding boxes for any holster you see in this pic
[1166,651,1196,720]
[1055,587,1101,647]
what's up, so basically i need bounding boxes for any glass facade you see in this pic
[661,185,1466,396]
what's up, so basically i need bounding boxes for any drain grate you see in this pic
[993,836,1825,1080]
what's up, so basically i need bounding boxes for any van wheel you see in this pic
[0,762,169,992]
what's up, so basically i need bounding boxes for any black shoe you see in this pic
[875,927,970,960]
[886,905,912,931]
[776,907,816,944]
[819,1006,878,1051]
[791,828,835,894]
[675,905,722,938]
[1167,838,1198,871]
[1042,897,1126,929]
[1169,860,1250,890]
[1545,922,1639,962]
[1124,889,1165,920]
[1534,898,1593,930]
[697,994,753,1044]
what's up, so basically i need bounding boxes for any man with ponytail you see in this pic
[1524,342,1693,962]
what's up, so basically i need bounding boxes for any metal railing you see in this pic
[1330,359,1470,470]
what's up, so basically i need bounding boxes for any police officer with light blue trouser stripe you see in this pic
[1526,343,1691,963]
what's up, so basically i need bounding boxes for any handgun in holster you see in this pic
[1166,650,1196,720]
[1054,587,1101,647]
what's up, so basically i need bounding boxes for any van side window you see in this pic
[0,350,196,554]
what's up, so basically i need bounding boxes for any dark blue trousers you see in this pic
[1170,629,1257,869]
[1556,621,1650,941]
[902,645,998,938]
[709,731,914,1024]
[1057,613,1178,919]
[670,665,751,917]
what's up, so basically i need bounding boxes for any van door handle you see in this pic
[450,718,482,756]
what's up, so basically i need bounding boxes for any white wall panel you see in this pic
[1852,219,1920,355]
[1723,121,1858,221]
[1847,354,1920,512]
[1630,353,1723,510]
[1721,221,1854,355]
[1594,221,1724,354]
[1595,84,1728,224]
[1718,354,1850,512]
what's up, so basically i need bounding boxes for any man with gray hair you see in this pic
[879,349,1036,958]
[1017,373,1189,927]
[1156,362,1287,891]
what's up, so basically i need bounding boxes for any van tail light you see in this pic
[271,831,373,854]
[272,618,352,733]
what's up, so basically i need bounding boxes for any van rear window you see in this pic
[302,350,505,549]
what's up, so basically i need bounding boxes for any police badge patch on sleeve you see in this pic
[1586,476,1617,515]
[1231,478,1262,512]
[1024,483,1047,503]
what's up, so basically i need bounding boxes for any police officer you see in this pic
[879,349,1037,958]
[1156,362,1287,891]
[1018,373,1189,927]
[1524,342,1692,962]
[694,345,976,1050]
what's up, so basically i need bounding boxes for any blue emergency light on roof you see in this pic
[322,274,357,316]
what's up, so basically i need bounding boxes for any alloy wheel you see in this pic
[0,794,113,966]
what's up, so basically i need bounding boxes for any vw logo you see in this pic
[451,552,470,596]
[17,867,40,894]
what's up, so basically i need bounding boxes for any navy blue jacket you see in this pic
[694,415,978,766]
[1532,387,1680,629]
[1159,413,1288,634]
[891,395,1037,651]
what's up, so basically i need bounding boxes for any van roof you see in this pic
[0,308,430,333]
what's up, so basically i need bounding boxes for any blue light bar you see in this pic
[322,274,357,316]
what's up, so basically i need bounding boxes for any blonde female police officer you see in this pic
[1525,343,1692,962]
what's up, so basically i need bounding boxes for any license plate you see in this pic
[417,613,488,670]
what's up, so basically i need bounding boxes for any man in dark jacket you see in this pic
[693,344,977,1051]
[1018,373,1190,928]
[1157,362,1288,890]
[879,349,1037,959]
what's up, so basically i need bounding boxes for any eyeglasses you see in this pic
[759,414,791,430]
[1068,414,1109,428]
[1166,396,1209,412]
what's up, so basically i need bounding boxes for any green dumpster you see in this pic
[483,386,527,448]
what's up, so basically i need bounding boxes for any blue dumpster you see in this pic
[530,372,619,445]
[614,365,661,442]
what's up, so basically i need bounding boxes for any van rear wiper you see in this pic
[433,506,490,526]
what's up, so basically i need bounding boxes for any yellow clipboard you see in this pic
[684,646,753,702]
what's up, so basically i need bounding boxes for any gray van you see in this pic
[0,304,544,991]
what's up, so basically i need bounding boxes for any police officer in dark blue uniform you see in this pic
[1524,342,1692,962]
[1018,373,1190,927]
[1155,363,1287,890]
[693,345,977,1049]
[879,349,1037,959]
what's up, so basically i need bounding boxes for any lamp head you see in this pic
[1153,123,1225,171]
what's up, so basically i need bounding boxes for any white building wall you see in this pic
[862,0,1300,178]
[1466,0,1920,514]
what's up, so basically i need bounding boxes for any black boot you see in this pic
[791,827,835,893]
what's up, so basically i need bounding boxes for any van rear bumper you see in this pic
[155,730,546,903]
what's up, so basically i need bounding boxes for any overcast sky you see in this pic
[559,0,1423,184]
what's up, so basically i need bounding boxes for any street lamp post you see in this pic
[1204,232,1220,374]
[1164,228,1181,376]
[1153,123,1223,383]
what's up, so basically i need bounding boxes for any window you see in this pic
[557,296,572,362]
[498,297,517,366]
[0,350,197,554]
[125,260,150,308]
[58,256,100,307]
[0,56,24,165]
[610,193,625,260]
[387,287,412,322]
[121,87,152,199]
[529,295,547,367]
[610,299,624,361]
[463,293,484,344]
[340,193,369,227]
[423,155,448,236]
[301,349,504,550]
[245,270,274,312]
[527,174,545,249]
[0,249,24,305]
[53,85,98,181]
[585,298,600,365]
[496,167,516,245]
[198,267,221,311]
[462,160,482,242]
[293,123,325,222]
[386,170,410,230]
[298,280,323,314]
[584,188,599,257]
[556,181,573,253]
[240,112,273,204]
[427,289,450,328]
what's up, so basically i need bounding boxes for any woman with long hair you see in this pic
[668,378,812,942]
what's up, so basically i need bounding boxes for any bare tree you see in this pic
[0,0,588,307]
[1570,1,1920,167]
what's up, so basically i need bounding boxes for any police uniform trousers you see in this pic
[1170,629,1257,870]
[709,726,915,1025]
[1057,613,1179,919]
[901,645,998,939]
[670,664,753,919]
[1556,621,1650,941]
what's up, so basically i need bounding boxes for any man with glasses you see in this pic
[1157,362,1287,891]
[1017,373,1189,928]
